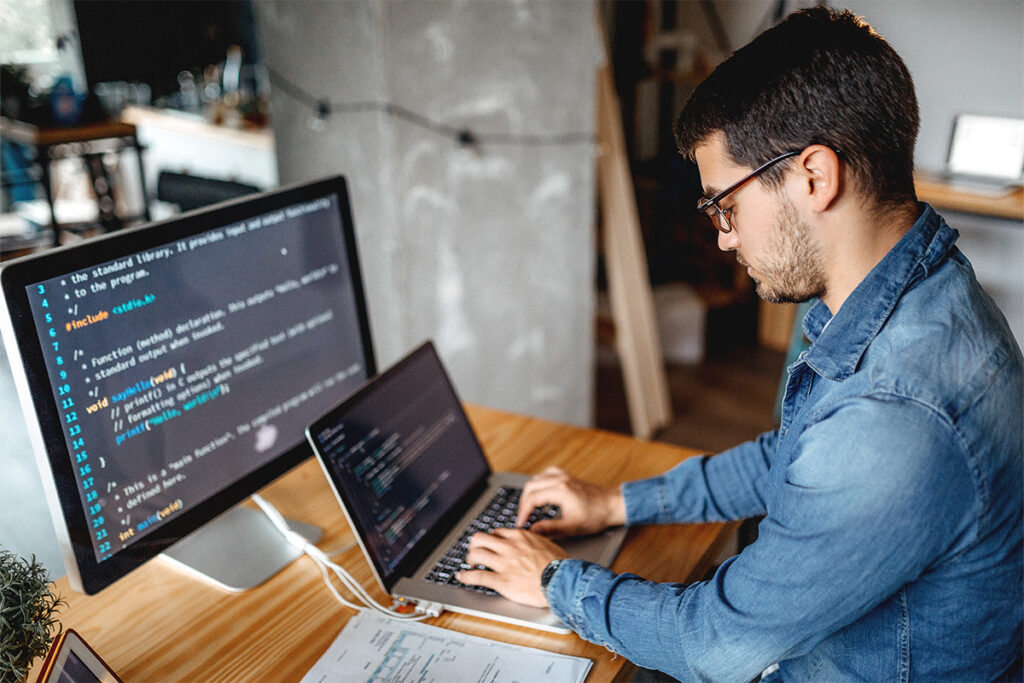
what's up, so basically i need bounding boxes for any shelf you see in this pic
[915,173,1023,222]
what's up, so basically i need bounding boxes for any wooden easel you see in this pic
[596,61,672,440]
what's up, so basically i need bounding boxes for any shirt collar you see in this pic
[800,203,959,381]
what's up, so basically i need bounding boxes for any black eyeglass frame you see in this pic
[696,147,841,233]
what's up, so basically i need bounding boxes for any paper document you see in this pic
[301,611,592,683]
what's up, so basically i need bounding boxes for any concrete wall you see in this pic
[255,0,600,426]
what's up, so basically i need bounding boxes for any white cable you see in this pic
[320,542,357,557]
[252,494,422,619]
[312,545,424,620]
[251,494,429,621]
[312,551,364,612]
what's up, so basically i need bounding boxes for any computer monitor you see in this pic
[0,176,375,594]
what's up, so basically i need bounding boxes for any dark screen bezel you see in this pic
[308,341,491,593]
[0,176,376,594]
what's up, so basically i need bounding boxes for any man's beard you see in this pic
[741,194,827,304]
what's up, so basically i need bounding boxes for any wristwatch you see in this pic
[540,559,563,592]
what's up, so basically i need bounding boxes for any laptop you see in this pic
[306,340,627,633]
[939,114,1024,194]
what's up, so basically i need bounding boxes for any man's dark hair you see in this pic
[674,6,919,206]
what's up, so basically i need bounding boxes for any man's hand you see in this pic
[456,528,567,608]
[515,466,626,537]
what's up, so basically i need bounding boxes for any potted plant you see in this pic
[0,550,65,682]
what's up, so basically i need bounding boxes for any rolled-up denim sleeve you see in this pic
[622,429,777,525]
[546,396,975,682]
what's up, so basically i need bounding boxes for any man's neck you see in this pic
[820,201,921,315]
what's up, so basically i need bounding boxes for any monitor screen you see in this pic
[0,176,375,594]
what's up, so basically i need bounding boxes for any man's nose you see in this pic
[718,228,740,252]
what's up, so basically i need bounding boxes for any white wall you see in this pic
[841,1,1024,346]
[256,0,600,426]
[674,1,1024,344]
[667,0,1024,173]
[843,0,1024,173]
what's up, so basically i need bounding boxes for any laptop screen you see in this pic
[947,114,1024,181]
[308,342,490,589]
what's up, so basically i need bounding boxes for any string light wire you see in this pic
[265,66,595,148]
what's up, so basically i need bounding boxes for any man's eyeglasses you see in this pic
[696,150,801,233]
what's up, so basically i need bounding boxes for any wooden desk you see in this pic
[33,406,732,682]
[915,173,1024,221]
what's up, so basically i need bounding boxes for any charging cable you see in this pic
[251,494,432,621]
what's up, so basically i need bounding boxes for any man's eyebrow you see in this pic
[701,186,722,199]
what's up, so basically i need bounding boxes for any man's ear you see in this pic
[794,145,842,212]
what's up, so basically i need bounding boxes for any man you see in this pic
[456,7,1023,681]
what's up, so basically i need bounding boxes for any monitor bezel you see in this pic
[0,175,376,594]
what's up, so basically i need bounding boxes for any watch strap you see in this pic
[540,559,563,592]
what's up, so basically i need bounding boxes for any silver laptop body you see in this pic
[307,341,626,633]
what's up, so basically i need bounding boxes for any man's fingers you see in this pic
[468,528,517,550]
[525,519,564,536]
[490,527,532,539]
[522,468,568,496]
[516,482,566,527]
[466,530,525,567]
[465,543,504,570]
[457,529,566,609]
[516,496,550,527]
[456,568,501,590]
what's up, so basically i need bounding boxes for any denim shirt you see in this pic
[545,205,1023,682]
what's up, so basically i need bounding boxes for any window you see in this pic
[0,0,58,65]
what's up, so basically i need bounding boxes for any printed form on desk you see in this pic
[301,611,592,683]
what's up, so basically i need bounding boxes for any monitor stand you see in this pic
[160,503,322,591]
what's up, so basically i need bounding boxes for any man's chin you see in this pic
[755,281,816,305]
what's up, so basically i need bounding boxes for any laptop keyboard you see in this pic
[424,486,558,596]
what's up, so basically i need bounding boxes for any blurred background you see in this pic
[2,0,1022,579]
